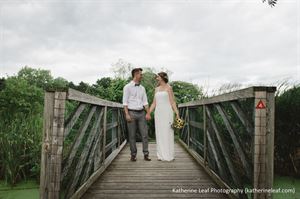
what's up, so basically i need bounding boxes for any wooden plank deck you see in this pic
[81,142,228,199]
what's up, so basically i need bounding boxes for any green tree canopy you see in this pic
[108,78,129,103]
[17,66,68,90]
[170,81,204,104]
[141,70,157,105]
[0,76,43,118]
[17,66,53,89]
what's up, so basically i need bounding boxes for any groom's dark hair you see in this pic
[131,68,143,78]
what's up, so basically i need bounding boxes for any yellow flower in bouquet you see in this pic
[171,117,185,129]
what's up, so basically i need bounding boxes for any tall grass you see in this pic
[0,114,42,185]
[0,77,43,186]
[275,84,300,176]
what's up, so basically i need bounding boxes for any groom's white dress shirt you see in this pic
[123,81,148,110]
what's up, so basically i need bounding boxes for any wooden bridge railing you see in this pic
[39,88,127,199]
[178,86,276,199]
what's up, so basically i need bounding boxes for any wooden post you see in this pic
[40,92,54,199]
[266,91,275,198]
[253,90,268,199]
[40,91,66,199]
[102,106,108,164]
[203,105,207,166]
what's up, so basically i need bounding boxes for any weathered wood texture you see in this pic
[82,143,228,199]
[40,92,54,199]
[178,86,276,199]
[40,86,275,199]
[39,91,66,199]
[179,86,276,107]
[40,89,127,199]
[67,88,123,108]
[253,90,275,199]
[70,141,127,199]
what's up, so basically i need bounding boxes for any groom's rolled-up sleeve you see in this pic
[142,87,149,106]
[122,86,129,106]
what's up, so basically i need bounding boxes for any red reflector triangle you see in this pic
[256,100,266,109]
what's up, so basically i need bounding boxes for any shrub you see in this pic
[0,77,43,185]
[275,85,300,176]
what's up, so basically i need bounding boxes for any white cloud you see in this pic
[0,0,299,94]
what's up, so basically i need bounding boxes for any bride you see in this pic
[147,72,180,161]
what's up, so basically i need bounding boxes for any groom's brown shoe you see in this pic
[144,155,151,161]
[130,155,137,161]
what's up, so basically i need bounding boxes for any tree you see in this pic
[111,58,133,79]
[17,66,69,91]
[50,77,69,90]
[0,76,43,185]
[262,0,277,7]
[17,66,53,90]
[0,77,43,117]
[94,77,112,89]
[92,77,113,99]
[0,78,5,91]
[76,81,94,94]
[170,81,204,104]
[68,81,77,90]
[108,78,129,103]
[141,70,157,105]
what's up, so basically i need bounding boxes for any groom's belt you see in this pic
[128,109,144,112]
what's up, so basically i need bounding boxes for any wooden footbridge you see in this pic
[39,86,276,199]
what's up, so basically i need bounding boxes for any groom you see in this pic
[122,68,152,161]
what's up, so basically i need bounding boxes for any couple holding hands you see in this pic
[122,68,180,162]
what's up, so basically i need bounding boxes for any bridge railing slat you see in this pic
[178,86,276,199]
[39,88,127,199]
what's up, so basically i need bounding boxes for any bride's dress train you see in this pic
[154,91,174,161]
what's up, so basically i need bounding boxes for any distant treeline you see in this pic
[0,65,298,186]
[0,66,202,185]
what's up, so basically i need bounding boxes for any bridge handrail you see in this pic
[178,86,276,199]
[39,88,127,199]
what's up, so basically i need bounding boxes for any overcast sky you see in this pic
[0,0,299,93]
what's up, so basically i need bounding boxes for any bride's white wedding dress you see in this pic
[154,91,174,161]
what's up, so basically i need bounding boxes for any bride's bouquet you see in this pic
[171,117,185,130]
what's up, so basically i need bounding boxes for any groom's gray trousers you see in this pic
[127,110,149,156]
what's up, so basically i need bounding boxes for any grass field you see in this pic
[0,180,38,199]
[0,175,298,199]
[272,175,299,199]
